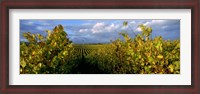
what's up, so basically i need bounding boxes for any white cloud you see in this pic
[135,27,142,32]
[38,20,52,26]
[162,26,168,29]
[79,29,89,32]
[140,20,180,33]
[143,20,167,26]
[121,26,128,30]
[82,23,92,26]
[130,21,136,24]
[151,20,166,24]
[28,22,33,25]
[91,22,105,33]
[93,22,105,28]
[36,26,45,30]
[143,20,178,26]
[26,21,34,25]
[144,22,151,26]
[134,20,179,33]
[105,23,119,32]
[91,22,120,33]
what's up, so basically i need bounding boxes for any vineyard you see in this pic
[20,23,180,74]
[72,44,103,58]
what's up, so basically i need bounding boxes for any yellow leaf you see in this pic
[38,63,42,67]
[157,55,163,59]
[32,51,36,55]
[20,68,23,73]
[20,59,26,68]
[168,64,174,72]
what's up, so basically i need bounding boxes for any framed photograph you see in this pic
[0,0,199,94]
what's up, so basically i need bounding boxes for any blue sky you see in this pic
[20,19,180,44]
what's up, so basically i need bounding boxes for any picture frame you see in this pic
[0,0,199,94]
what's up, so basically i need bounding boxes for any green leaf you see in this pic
[123,21,128,26]
[147,27,152,33]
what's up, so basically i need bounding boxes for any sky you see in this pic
[20,19,180,44]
